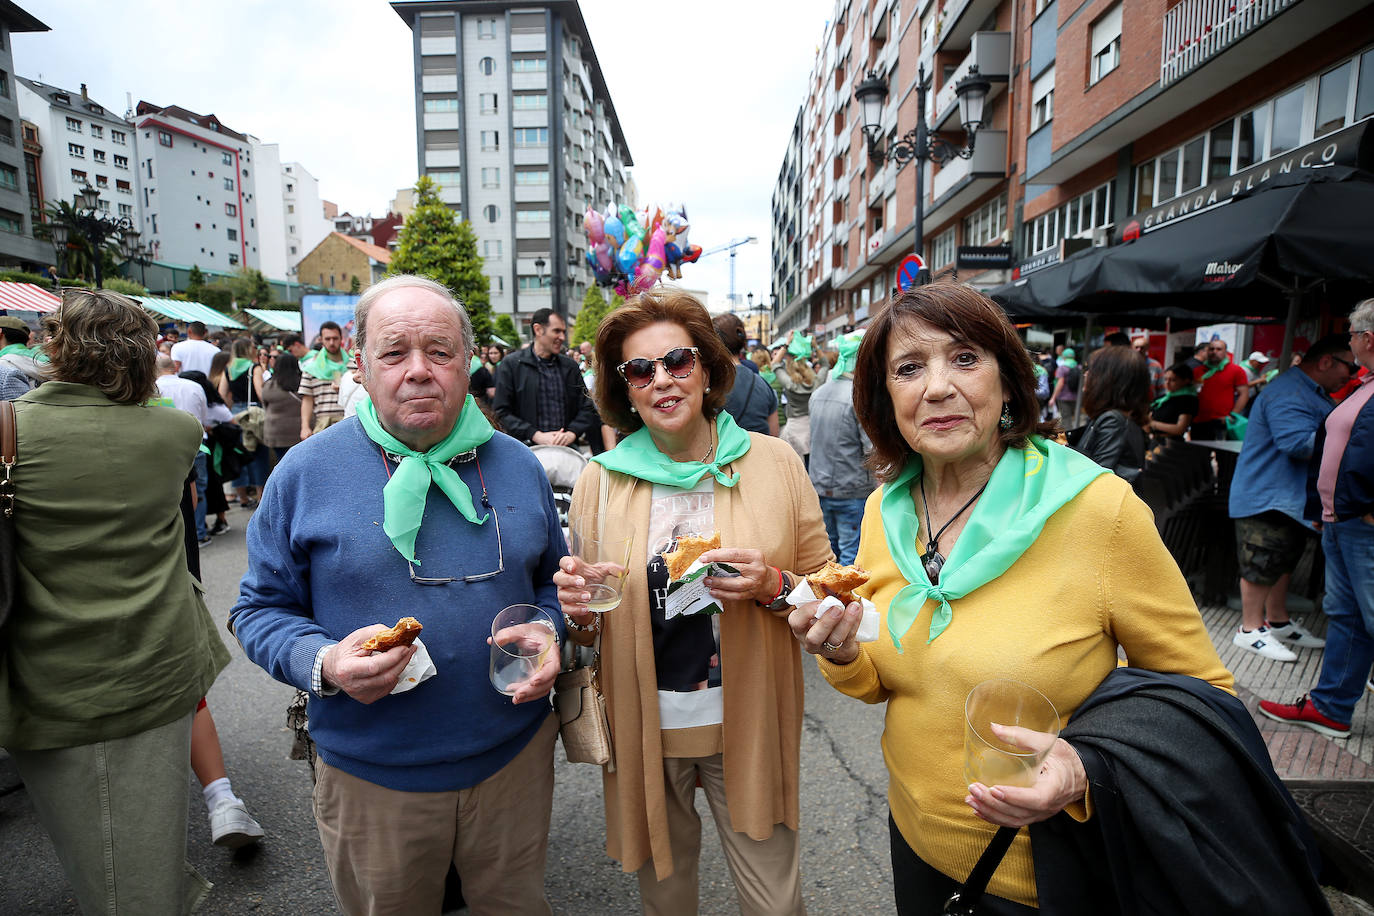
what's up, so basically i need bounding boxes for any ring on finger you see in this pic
[822,640,842,651]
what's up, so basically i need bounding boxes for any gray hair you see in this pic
[155,353,176,374]
[354,275,474,376]
[1351,298,1374,334]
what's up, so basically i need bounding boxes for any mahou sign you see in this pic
[1118,121,1372,243]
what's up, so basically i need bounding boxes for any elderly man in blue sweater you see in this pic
[230,274,565,915]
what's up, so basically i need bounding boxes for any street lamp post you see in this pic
[854,64,990,285]
[58,184,138,289]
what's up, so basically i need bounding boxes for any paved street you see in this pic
[0,507,894,915]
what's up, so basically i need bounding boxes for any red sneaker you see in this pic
[1258,695,1351,739]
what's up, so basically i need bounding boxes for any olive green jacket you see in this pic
[0,382,229,750]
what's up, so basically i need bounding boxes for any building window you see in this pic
[113,154,128,169]
[490,275,504,293]
[481,167,500,189]
[514,127,548,148]
[68,143,85,158]
[158,130,173,147]
[479,93,498,114]
[421,55,457,76]
[225,202,237,216]
[70,169,86,184]
[116,179,131,193]
[1033,0,1051,15]
[287,204,294,213]
[483,204,500,222]
[1061,182,1113,239]
[228,228,237,241]
[428,170,461,185]
[479,57,495,76]
[0,163,16,191]
[66,116,82,132]
[481,130,499,151]
[518,275,552,290]
[229,254,240,266]
[97,199,109,213]
[89,124,103,139]
[511,56,547,73]
[513,93,547,110]
[95,175,108,188]
[224,177,234,190]
[111,129,126,145]
[1031,68,1054,131]
[484,239,502,259]
[423,97,460,113]
[1090,5,1122,85]
[0,71,8,99]
[477,18,496,38]
[290,245,297,255]
[516,209,550,222]
[515,169,549,185]
[963,193,1007,246]
[0,209,21,234]
[93,149,106,163]
[118,203,132,218]
[1026,209,1060,255]
[927,228,955,269]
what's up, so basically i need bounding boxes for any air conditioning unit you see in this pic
[1092,225,1112,248]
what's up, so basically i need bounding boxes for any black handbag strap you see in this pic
[942,826,1017,916]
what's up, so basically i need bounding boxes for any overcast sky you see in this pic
[15,0,835,309]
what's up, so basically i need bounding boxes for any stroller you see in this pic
[530,444,588,536]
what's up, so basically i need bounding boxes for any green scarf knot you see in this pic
[833,330,864,377]
[1151,385,1197,411]
[788,333,814,360]
[355,393,495,564]
[592,412,751,489]
[227,357,254,381]
[879,437,1109,648]
[0,343,33,359]
[301,348,351,381]
[1201,354,1231,381]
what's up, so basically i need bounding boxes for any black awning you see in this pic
[989,165,1374,321]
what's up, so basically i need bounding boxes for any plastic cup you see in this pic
[570,518,634,613]
[963,678,1061,788]
[489,604,557,696]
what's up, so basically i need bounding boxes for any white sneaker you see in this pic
[209,799,264,848]
[1233,626,1297,662]
[1266,619,1326,649]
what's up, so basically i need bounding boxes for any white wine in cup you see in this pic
[571,519,635,614]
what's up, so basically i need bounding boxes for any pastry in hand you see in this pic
[806,561,870,605]
[662,531,721,581]
[360,617,423,652]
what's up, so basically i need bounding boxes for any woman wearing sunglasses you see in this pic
[554,288,832,915]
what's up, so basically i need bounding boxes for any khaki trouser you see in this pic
[313,414,343,434]
[12,712,210,915]
[312,713,557,916]
[638,753,805,916]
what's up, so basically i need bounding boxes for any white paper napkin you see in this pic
[785,577,879,643]
[390,637,437,694]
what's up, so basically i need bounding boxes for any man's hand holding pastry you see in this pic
[323,624,420,704]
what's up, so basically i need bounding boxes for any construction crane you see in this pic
[697,236,758,309]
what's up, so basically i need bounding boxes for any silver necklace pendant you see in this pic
[921,547,945,583]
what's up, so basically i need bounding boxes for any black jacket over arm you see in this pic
[492,347,602,445]
[1030,668,1329,916]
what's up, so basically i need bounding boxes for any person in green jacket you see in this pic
[1,289,230,914]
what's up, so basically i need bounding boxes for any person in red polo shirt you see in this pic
[1190,337,1250,439]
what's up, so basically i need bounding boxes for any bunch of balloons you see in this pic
[582,203,703,294]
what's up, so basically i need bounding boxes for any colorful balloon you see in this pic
[618,205,643,243]
[583,207,604,245]
[604,215,626,248]
[617,235,643,275]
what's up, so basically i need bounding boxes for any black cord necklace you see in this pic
[918,475,989,584]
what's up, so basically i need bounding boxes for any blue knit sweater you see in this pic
[229,417,566,791]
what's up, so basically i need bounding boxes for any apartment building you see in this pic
[17,79,140,231]
[133,101,261,274]
[253,144,332,281]
[391,0,633,321]
[0,3,49,270]
[771,0,1374,341]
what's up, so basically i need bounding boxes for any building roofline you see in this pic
[134,101,248,143]
[0,0,48,33]
[16,77,132,124]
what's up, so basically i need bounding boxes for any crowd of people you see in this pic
[2,279,1368,915]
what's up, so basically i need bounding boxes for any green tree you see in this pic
[349,275,362,294]
[492,313,520,348]
[571,285,610,347]
[389,176,493,346]
[186,265,205,300]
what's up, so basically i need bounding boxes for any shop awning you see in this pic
[243,308,301,332]
[133,296,245,329]
[0,281,60,313]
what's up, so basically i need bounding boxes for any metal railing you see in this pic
[1161,0,1296,86]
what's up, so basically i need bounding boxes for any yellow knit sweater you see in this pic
[820,472,1233,909]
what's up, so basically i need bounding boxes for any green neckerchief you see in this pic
[470,354,482,375]
[227,357,254,381]
[1200,354,1231,381]
[833,331,863,377]
[879,436,1109,647]
[355,393,495,564]
[1032,363,1048,379]
[760,366,777,385]
[301,348,350,381]
[592,411,751,489]
[0,343,33,359]
[788,333,813,359]
[1151,385,1197,411]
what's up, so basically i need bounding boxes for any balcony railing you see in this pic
[1161,0,1296,86]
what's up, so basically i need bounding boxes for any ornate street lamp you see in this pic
[55,184,138,289]
[854,65,990,285]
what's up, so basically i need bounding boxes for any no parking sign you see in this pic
[897,253,926,291]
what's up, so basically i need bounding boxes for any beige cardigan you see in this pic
[570,432,834,880]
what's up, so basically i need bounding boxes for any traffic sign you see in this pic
[897,253,926,291]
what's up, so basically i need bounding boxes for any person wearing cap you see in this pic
[1242,351,1272,384]
[0,315,43,391]
[807,330,873,565]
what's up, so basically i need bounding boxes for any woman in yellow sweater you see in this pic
[789,283,1232,913]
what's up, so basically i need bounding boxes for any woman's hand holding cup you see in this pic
[554,555,597,629]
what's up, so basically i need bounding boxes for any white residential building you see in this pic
[132,101,260,273]
[391,1,633,322]
[282,161,331,271]
[16,78,140,232]
[253,142,333,281]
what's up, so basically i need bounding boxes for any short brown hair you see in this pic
[42,288,159,404]
[1082,345,1151,426]
[593,287,735,432]
[852,282,1056,482]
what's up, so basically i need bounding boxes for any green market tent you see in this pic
[243,308,302,332]
[133,296,245,329]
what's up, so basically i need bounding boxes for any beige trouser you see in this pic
[313,714,557,916]
[638,753,805,916]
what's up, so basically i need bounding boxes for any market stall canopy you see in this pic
[243,308,301,332]
[133,296,245,329]
[0,281,60,313]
